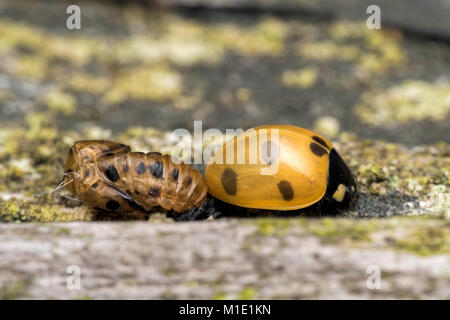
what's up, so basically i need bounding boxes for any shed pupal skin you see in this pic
[63,140,207,214]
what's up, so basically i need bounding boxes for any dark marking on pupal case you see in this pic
[136,162,146,175]
[148,187,160,198]
[221,168,237,196]
[309,142,327,157]
[150,162,163,178]
[106,200,120,211]
[172,168,179,181]
[105,165,119,182]
[277,180,294,201]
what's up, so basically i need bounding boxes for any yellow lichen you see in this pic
[0,19,105,69]
[114,35,223,66]
[356,80,450,127]
[103,65,183,104]
[313,116,340,138]
[210,18,287,56]
[43,88,77,116]
[44,36,105,66]
[297,41,360,61]
[298,21,406,76]
[394,226,450,256]
[329,21,366,40]
[66,74,110,94]
[14,56,47,79]
[282,67,318,89]
[237,287,257,300]
[307,218,375,244]
[236,88,251,103]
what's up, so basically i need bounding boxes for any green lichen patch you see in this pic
[212,292,229,300]
[210,17,287,57]
[393,225,450,256]
[0,280,31,300]
[43,88,77,116]
[282,67,318,89]
[254,218,292,236]
[297,21,406,77]
[0,198,94,223]
[102,65,183,105]
[335,133,450,216]
[237,287,257,300]
[245,214,449,256]
[356,80,450,127]
[302,218,375,244]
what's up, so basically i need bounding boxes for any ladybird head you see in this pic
[325,149,359,208]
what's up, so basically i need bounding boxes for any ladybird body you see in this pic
[64,140,207,214]
[205,125,358,211]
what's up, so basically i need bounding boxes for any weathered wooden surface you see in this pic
[0,0,449,300]
[0,218,448,299]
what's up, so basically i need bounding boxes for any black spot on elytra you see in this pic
[123,164,129,172]
[172,168,179,181]
[106,200,120,211]
[221,168,237,196]
[150,162,163,178]
[310,142,327,157]
[105,165,119,182]
[136,162,146,175]
[312,136,328,149]
[148,187,160,198]
[277,180,294,201]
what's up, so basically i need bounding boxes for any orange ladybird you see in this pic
[205,125,359,211]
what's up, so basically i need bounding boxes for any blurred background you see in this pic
[0,0,449,300]
[0,0,449,146]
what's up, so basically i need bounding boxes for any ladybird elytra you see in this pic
[63,140,208,214]
[205,125,359,211]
